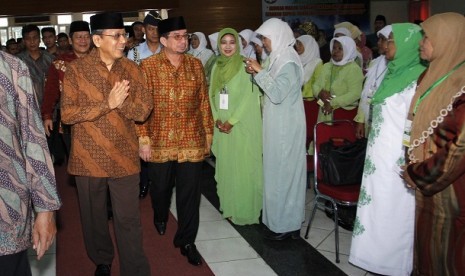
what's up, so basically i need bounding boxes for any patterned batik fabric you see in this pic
[42,51,79,120]
[138,51,213,163]
[0,52,61,256]
[61,48,153,177]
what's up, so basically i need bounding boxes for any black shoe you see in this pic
[139,181,149,199]
[264,230,300,241]
[180,244,202,266]
[154,221,166,235]
[95,264,111,276]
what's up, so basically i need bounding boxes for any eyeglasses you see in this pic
[100,33,129,40]
[166,33,191,41]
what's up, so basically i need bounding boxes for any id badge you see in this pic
[220,93,229,110]
[402,119,412,147]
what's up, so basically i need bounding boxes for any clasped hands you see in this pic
[108,80,130,109]
[244,58,261,75]
[216,120,233,134]
[319,90,334,115]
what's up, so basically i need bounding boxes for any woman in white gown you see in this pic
[349,23,426,275]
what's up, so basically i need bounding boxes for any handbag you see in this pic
[318,138,367,185]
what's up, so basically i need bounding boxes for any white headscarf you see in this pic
[377,25,392,39]
[334,22,362,40]
[296,35,322,83]
[333,27,352,38]
[239,29,255,58]
[255,18,304,85]
[187,32,213,66]
[188,32,208,55]
[250,32,268,61]
[330,36,357,66]
[208,32,219,55]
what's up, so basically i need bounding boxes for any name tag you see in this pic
[219,86,228,110]
[220,94,229,110]
[402,119,412,147]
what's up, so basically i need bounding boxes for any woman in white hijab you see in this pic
[334,23,365,69]
[333,27,352,38]
[208,32,219,56]
[295,34,323,99]
[187,32,214,66]
[312,36,364,122]
[239,29,255,58]
[245,18,307,241]
[250,33,268,64]
[354,25,391,138]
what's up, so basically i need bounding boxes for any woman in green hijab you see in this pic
[209,28,263,225]
[349,23,426,275]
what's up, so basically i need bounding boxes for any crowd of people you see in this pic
[0,9,464,276]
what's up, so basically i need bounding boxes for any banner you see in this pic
[262,0,371,36]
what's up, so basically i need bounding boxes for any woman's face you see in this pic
[191,34,200,49]
[261,36,272,54]
[385,32,396,61]
[377,35,388,55]
[331,40,344,62]
[252,42,262,55]
[220,34,236,57]
[419,34,434,61]
[294,39,305,55]
[240,36,247,49]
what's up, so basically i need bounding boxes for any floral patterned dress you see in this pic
[349,82,417,275]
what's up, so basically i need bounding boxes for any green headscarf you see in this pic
[210,28,244,96]
[371,23,426,104]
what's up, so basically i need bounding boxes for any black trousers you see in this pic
[75,174,150,276]
[148,161,203,247]
[0,250,32,276]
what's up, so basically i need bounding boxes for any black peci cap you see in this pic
[158,16,186,36]
[90,12,124,32]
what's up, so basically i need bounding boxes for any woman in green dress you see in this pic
[209,28,263,225]
[312,36,364,122]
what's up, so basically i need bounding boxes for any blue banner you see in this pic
[262,0,371,35]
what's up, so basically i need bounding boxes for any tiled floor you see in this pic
[302,189,370,276]
[29,165,371,276]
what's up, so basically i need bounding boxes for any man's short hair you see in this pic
[132,21,143,28]
[375,15,387,25]
[21,24,40,37]
[6,38,17,49]
[41,27,56,36]
[57,33,68,40]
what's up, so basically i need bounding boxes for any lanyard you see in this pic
[413,59,465,114]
